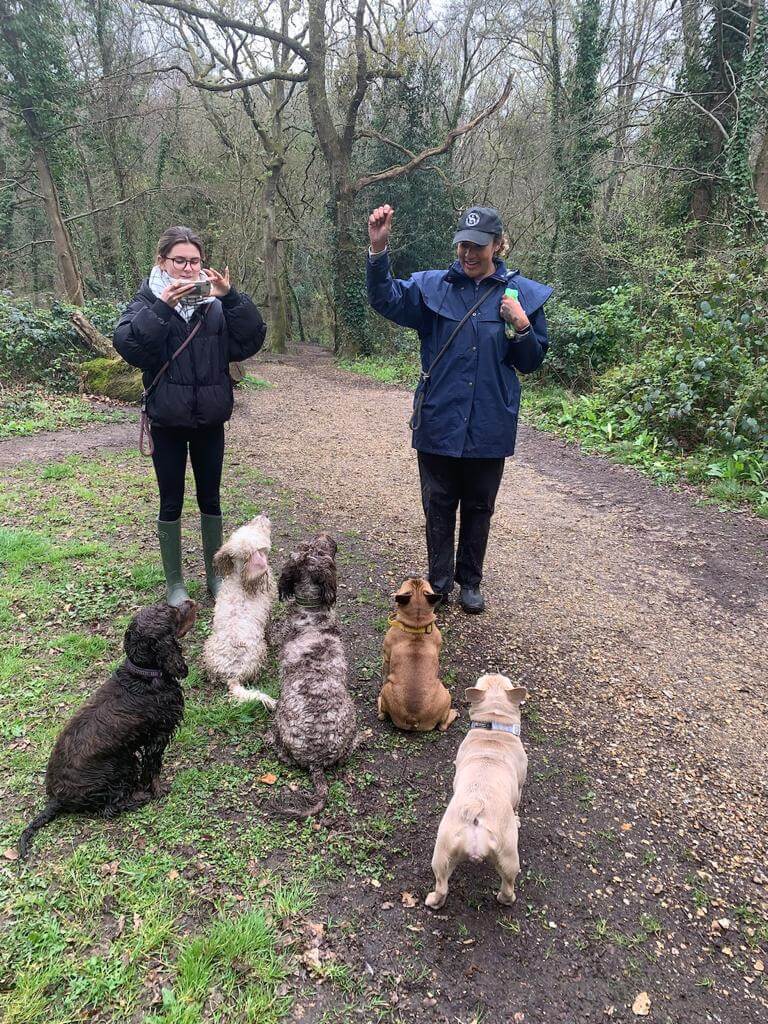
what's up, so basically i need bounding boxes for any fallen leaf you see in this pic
[754,959,764,973]
[632,992,651,1016]
[258,772,278,785]
[167,869,179,881]
[2,848,19,861]
[368,878,381,888]
[401,891,417,908]
[621,823,633,831]
[302,947,322,972]
[381,901,394,910]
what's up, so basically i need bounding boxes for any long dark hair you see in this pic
[156,226,204,261]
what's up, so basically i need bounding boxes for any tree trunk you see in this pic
[262,160,291,352]
[332,186,369,356]
[28,135,84,305]
[755,127,768,213]
[70,312,113,356]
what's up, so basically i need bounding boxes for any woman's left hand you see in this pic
[500,295,530,333]
[204,266,231,297]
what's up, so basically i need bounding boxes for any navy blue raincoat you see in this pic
[367,253,552,458]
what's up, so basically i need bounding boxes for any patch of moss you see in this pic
[79,358,143,402]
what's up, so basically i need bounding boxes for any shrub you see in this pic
[0,295,122,390]
[544,286,644,388]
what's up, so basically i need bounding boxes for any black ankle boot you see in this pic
[459,585,485,614]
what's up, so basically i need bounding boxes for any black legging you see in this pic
[150,424,225,521]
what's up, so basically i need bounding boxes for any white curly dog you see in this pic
[202,514,277,707]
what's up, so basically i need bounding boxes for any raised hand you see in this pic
[204,266,231,297]
[368,205,394,254]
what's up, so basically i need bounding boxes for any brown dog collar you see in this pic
[387,615,435,635]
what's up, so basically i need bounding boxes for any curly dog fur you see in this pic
[202,514,276,707]
[18,600,196,859]
[266,533,361,817]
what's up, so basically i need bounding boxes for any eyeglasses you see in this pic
[166,256,202,269]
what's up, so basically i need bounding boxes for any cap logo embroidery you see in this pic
[465,212,480,227]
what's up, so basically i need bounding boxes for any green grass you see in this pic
[0,451,392,1022]
[0,384,127,439]
[337,353,420,389]
[238,375,274,391]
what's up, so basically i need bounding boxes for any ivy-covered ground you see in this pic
[1,349,766,1023]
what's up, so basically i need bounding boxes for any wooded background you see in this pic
[2,0,766,355]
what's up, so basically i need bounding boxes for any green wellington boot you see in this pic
[200,513,224,599]
[157,519,191,607]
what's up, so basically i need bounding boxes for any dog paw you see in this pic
[496,889,516,906]
[425,890,446,909]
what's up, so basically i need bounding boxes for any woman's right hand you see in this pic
[368,204,394,254]
[160,280,198,308]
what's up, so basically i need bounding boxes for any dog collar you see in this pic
[125,658,163,679]
[388,615,435,635]
[294,597,325,608]
[470,721,521,736]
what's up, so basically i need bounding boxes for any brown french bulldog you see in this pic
[377,577,457,732]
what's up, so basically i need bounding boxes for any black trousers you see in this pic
[417,451,505,592]
[150,424,225,521]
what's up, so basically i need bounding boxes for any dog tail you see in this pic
[18,800,62,860]
[277,767,329,820]
[459,799,495,863]
[227,683,276,710]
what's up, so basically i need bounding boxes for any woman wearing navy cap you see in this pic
[367,204,552,613]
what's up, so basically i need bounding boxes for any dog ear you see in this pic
[318,561,337,607]
[425,592,441,605]
[464,687,485,704]
[242,550,269,595]
[278,558,299,601]
[213,543,236,578]
[173,599,197,637]
[394,593,411,605]
[505,686,528,706]
[155,633,188,679]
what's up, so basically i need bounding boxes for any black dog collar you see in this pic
[124,658,163,679]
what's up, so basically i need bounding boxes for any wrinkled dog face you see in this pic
[278,533,338,607]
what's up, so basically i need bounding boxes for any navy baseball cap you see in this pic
[452,206,504,245]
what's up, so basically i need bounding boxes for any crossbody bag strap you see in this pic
[409,281,503,431]
[139,310,207,457]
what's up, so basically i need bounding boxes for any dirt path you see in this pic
[232,348,768,1023]
[4,347,767,1022]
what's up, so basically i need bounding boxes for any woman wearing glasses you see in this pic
[114,225,266,605]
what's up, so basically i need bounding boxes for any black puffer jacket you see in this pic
[113,280,266,429]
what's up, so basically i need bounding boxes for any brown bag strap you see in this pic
[139,312,207,457]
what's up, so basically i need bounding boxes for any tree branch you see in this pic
[352,76,515,193]
[138,0,311,62]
